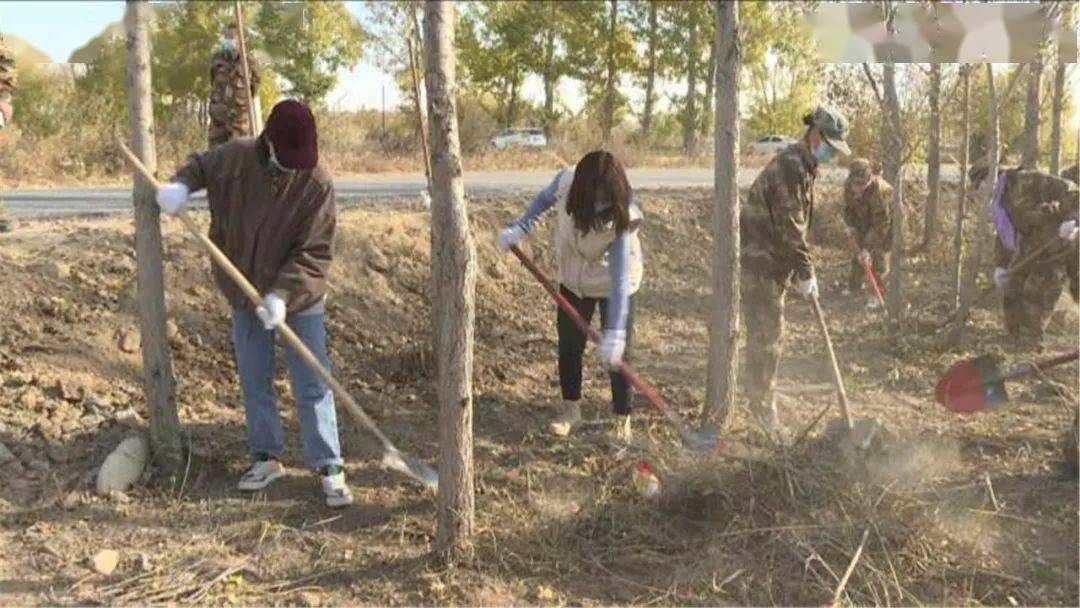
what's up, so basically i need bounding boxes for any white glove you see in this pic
[798,275,818,298]
[993,267,1009,289]
[1059,219,1078,242]
[155,182,190,214]
[496,225,527,251]
[843,224,857,239]
[598,329,626,368]
[857,249,871,265]
[255,293,286,329]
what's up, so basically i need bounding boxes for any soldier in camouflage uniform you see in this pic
[990,169,1079,351]
[208,23,260,148]
[842,158,893,305]
[0,32,16,233]
[740,107,851,430]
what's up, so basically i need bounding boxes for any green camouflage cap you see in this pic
[848,157,871,178]
[813,106,850,156]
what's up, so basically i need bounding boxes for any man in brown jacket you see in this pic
[156,100,352,508]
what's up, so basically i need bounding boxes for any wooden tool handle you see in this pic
[116,140,397,452]
[809,294,854,430]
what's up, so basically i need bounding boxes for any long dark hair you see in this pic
[566,150,632,235]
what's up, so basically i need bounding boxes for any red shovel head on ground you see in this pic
[935,354,1009,414]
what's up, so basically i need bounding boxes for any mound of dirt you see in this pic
[0,187,1075,605]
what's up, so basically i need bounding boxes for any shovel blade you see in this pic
[381,449,439,491]
[936,355,1008,414]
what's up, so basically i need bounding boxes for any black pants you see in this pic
[557,284,636,415]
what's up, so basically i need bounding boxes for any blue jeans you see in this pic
[230,308,344,470]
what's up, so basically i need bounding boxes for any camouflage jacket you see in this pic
[843,173,893,252]
[994,169,1080,267]
[208,49,260,138]
[741,141,818,281]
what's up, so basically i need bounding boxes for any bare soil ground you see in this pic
[0,186,1075,606]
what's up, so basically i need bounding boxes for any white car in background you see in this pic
[750,134,795,156]
[490,128,547,150]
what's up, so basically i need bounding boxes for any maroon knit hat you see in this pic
[265,100,318,170]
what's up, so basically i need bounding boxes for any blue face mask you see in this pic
[219,38,237,53]
[812,141,835,163]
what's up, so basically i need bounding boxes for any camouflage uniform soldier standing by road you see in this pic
[208,23,260,148]
[842,158,893,307]
[990,169,1079,351]
[0,32,17,233]
[740,107,850,431]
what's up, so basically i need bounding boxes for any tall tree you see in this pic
[682,12,699,156]
[456,1,530,128]
[602,0,618,144]
[950,65,1026,346]
[1020,59,1043,168]
[1049,59,1066,174]
[700,15,718,141]
[705,0,740,428]
[920,62,942,250]
[952,65,971,309]
[423,0,477,561]
[256,1,362,103]
[123,0,183,474]
[637,0,660,138]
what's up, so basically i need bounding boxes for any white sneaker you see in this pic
[320,471,354,508]
[238,459,286,491]
[548,402,582,437]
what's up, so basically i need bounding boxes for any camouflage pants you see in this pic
[1002,259,1067,350]
[741,270,788,410]
[847,249,890,292]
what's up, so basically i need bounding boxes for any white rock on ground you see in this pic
[90,549,120,575]
[96,436,149,495]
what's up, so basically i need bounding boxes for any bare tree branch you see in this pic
[995,63,1027,112]
[861,62,885,108]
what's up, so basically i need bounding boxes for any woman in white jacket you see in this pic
[497,151,644,440]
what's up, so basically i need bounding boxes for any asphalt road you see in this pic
[3,165,952,220]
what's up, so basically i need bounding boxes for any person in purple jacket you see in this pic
[497,151,645,441]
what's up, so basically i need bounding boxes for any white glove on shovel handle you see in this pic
[155,182,190,214]
[858,249,871,265]
[497,225,527,251]
[993,267,1009,289]
[599,329,626,368]
[799,275,818,298]
[255,293,287,329]
[1059,219,1078,242]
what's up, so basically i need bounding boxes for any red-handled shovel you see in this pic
[508,245,725,453]
[935,350,1079,414]
[849,236,885,307]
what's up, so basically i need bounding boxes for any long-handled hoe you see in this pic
[509,244,739,454]
[118,140,439,491]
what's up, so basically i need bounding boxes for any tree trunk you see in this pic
[920,62,941,250]
[882,61,904,326]
[1050,60,1065,174]
[950,64,1001,347]
[407,34,432,186]
[602,0,617,144]
[542,25,557,135]
[705,0,739,428]
[700,16,717,140]
[952,66,971,309]
[1021,61,1042,169]
[507,77,518,128]
[641,0,658,138]
[683,14,699,157]
[124,0,183,474]
[423,0,477,562]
